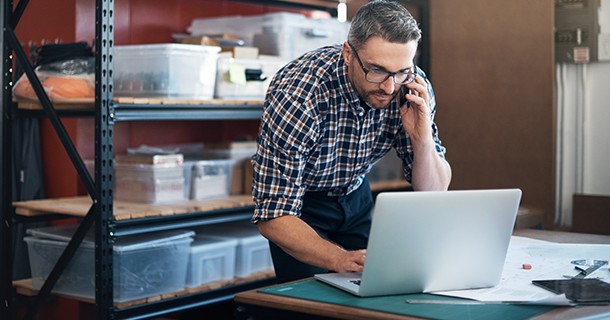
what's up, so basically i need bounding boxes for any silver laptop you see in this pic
[314,189,522,297]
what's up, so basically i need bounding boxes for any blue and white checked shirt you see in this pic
[252,45,446,221]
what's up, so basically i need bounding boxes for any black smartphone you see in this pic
[532,279,610,303]
[399,85,411,108]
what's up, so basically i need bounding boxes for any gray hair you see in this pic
[347,0,422,50]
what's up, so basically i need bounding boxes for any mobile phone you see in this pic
[532,279,610,303]
[399,85,411,108]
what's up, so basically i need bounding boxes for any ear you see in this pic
[342,41,352,67]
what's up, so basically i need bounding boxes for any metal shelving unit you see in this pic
[0,0,268,319]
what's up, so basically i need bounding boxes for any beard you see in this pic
[362,89,396,109]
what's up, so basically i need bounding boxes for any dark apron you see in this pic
[269,178,373,283]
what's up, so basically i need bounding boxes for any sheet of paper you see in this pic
[432,236,610,305]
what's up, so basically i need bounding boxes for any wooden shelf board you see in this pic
[370,180,410,192]
[16,98,95,110]
[13,194,254,220]
[115,97,264,105]
[13,270,275,309]
[16,97,264,109]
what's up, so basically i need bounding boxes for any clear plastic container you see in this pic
[195,221,273,278]
[25,226,194,303]
[113,43,220,99]
[253,13,350,60]
[190,159,234,200]
[115,176,185,203]
[204,147,256,195]
[115,163,184,181]
[187,15,266,46]
[186,237,238,288]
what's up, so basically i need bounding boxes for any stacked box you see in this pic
[187,13,349,61]
[185,237,238,288]
[214,55,287,100]
[253,13,350,60]
[204,141,257,195]
[187,15,266,47]
[125,143,205,200]
[113,44,220,99]
[196,221,273,278]
[115,154,185,203]
[190,159,234,200]
[25,226,194,303]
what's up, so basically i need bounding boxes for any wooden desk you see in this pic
[235,230,610,320]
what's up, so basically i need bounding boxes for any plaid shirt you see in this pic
[252,45,446,221]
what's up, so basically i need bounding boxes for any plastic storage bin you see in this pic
[115,163,184,180]
[185,237,238,288]
[113,44,220,99]
[204,145,257,195]
[187,12,349,61]
[253,13,350,60]
[214,56,287,100]
[187,15,265,46]
[114,154,185,203]
[195,221,273,278]
[190,159,234,200]
[115,175,184,203]
[25,226,194,303]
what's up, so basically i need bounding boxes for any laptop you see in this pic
[314,188,522,297]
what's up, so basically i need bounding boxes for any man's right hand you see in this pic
[331,249,367,273]
[258,215,367,272]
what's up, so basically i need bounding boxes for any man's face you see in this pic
[344,37,418,110]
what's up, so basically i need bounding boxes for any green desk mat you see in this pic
[259,279,554,320]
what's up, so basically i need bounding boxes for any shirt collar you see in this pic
[335,48,369,113]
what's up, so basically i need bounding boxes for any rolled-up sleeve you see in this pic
[252,87,319,221]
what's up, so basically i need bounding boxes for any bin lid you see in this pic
[114,43,221,55]
[195,221,266,244]
[26,225,88,242]
[26,225,194,252]
[191,235,239,250]
[114,230,194,252]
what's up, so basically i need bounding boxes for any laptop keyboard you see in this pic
[350,280,361,286]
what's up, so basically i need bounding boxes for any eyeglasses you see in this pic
[348,42,416,85]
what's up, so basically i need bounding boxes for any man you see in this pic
[252,0,452,283]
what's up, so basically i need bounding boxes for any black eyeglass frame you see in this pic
[348,42,416,85]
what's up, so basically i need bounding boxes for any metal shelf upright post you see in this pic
[94,0,115,318]
[1,0,14,318]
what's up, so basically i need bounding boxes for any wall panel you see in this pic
[429,0,556,227]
